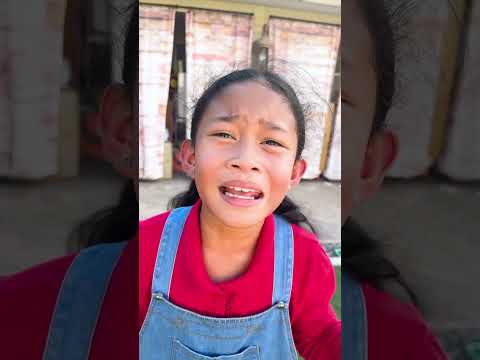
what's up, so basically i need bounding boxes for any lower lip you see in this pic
[219,189,263,208]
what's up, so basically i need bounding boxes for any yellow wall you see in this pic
[140,0,340,38]
[430,0,466,159]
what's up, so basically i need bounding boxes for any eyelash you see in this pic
[212,133,283,148]
[212,132,235,140]
[263,139,283,147]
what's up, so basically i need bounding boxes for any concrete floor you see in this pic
[351,178,480,356]
[139,174,341,244]
[0,160,124,275]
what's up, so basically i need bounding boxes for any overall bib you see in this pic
[43,241,126,360]
[342,272,367,360]
[140,206,298,360]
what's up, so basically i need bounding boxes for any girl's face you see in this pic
[182,81,306,229]
[342,0,398,225]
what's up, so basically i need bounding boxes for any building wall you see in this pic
[140,0,340,39]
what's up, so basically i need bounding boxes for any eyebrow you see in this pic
[259,119,289,133]
[211,115,289,134]
[213,114,240,122]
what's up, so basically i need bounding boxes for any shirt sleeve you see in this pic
[363,283,449,360]
[290,226,341,360]
[0,255,74,359]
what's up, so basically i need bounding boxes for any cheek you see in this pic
[265,156,296,193]
[341,108,372,223]
[194,139,225,166]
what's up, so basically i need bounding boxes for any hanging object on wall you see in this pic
[185,9,253,140]
[139,5,176,180]
[0,0,67,179]
[252,24,271,72]
[385,0,453,178]
[268,17,340,179]
[437,0,480,180]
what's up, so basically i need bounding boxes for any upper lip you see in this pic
[220,180,263,194]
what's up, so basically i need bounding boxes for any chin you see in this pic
[213,202,269,229]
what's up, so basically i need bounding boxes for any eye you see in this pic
[212,132,235,140]
[263,139,283,147]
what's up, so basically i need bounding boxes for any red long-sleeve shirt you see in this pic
[0,202,448,359]
[140,200,341,359]
[0,200,340,359]
[362,283,448,359]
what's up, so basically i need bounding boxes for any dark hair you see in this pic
[169,69,316,235]
[357,0,396,132]
[72,4,138,249]
[343,0,418,305]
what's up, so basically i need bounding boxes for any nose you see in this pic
[227,139,261,172]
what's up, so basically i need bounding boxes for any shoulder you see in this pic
[291,224,333,275]
[140,210,171,230]
[0,254,74,306]
[139,211,171,249]
[363,282,426,330]
[290,224,336,304]
[363,283,448,359]
[0,254,75,358]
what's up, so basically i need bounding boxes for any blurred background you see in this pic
[0,0,132,274]
[350,1,480,358]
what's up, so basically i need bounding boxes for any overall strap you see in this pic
[271,215,294,305]
[151,206,192,299]
[342,272,368,360]
[43,242,126,360]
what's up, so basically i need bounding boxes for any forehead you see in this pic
[202,81,297,128]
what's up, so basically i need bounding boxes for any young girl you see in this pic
[139,69,340,359]
[342,0,448,358]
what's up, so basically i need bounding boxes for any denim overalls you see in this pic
[43,241,126,360]
[140,206,298,359]
[342,272,367,360]
[42,206,298,359]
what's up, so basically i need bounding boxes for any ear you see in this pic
[358,130,398,200]
[289,159,307,190]
[98,84,135,177]
[179,140,195,178]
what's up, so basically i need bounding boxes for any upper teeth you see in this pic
[228,186,258,193]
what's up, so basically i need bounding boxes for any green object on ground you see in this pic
[332,266,341,319]
[466,341,480,359]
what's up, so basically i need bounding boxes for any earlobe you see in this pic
[179,140,195,178]
[359,131,398,199]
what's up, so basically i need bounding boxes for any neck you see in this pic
[199,204,264,254]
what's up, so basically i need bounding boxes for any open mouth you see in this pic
[219,185,264,201]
